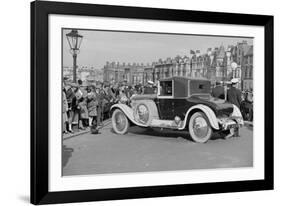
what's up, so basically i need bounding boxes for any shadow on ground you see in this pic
[245,124,253,131]
[125,126,226,141]
[62,145,74,168]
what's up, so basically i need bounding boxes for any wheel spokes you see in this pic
[193,116,208,138]
[115,112,126,131]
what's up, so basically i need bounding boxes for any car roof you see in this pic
[159,76,211,98]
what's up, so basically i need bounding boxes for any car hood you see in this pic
[188,95,234,116]
[130,94,157,101]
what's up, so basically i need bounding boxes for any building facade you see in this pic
[242,46,253,91]
[103,62,153,85]
[63,66,103,83]
[102,41,253,89]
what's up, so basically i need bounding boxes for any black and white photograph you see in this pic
[28,0,274,204]
[0,0,277,205]
[62,29,254,176]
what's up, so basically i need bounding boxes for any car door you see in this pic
[172,99,193,120]
[156,99,174,120]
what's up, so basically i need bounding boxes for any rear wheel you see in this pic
[112,109,130,134]
[188,112,213,143]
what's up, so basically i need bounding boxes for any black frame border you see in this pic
[31,1,274,204]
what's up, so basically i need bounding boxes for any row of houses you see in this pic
[63,66,104,84]
[103,41,253,91]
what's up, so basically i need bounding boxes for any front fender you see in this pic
[110,104,147,127]
[179,104,220,130]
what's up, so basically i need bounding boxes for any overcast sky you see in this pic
[62,29,253,69]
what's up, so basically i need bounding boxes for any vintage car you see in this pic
[111,77,244,143]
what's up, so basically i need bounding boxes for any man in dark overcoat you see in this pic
[227,78,242,108]
[226,78,242,137]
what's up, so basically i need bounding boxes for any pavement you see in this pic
[63,119,112,140]
[62,120,253,176]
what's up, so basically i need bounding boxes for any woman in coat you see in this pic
[87,86,98,127]
[76,85,89,130]
[62,89,69,134]
[64,84,75,133]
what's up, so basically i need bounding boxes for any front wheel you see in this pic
[112,109,130,134]
[188,112,213,143]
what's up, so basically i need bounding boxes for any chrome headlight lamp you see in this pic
[174,116,181,125]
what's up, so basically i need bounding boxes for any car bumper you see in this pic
[218,117,244,130]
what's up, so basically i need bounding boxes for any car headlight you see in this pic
[174,116,181,125]
[136,104,149,124]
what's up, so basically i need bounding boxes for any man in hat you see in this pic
[64,81,78,133]
[87,85,99,134]
[65,82,79,132]
[62,81,69,134]
[227,78,242,108]
[78,81,89,128]
[143,80,156,94]
[226,78,242,138]
[95,86,104,127]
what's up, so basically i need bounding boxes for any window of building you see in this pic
[249,66,253,79]
[183,69,186,76]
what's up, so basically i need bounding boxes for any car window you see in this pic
[190,80,211,95]
[159,81,173,96]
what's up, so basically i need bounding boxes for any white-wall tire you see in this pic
[188,112,213,143]
[112,109,130,134]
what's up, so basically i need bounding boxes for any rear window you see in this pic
[159,81,173,96]
[189,80,211,95]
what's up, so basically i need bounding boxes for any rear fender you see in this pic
[179,104,220,130]
[110,104,147,127]
[231,104,244,125]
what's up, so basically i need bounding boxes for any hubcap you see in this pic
[115,112,126,131]
[193,116,208,138]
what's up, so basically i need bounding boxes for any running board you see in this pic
[150,119,182,129]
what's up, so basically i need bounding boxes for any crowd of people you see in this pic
[62,78,156,134]
[211,78,254,122]
[211,78,253,138]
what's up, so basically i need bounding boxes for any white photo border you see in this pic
[49,14,264,192]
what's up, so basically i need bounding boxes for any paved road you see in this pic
[62,122,253,176]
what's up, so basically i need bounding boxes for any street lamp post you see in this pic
[231,62,238,78]
[66,29,83,83]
